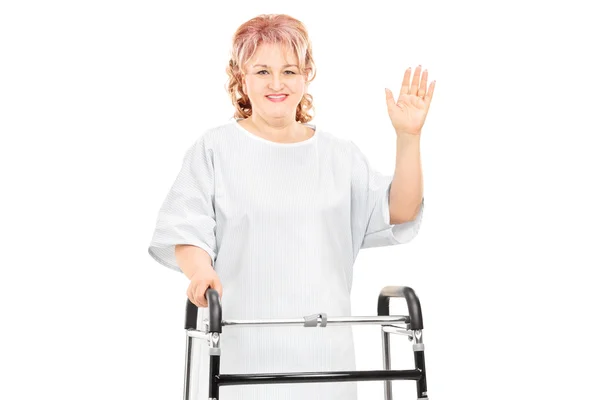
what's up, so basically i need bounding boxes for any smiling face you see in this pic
[242,42,308,122]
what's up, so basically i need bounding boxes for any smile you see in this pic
[266,95,288,102]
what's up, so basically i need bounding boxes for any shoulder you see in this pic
[323,131,363,165]
[189,119,239,150]
[320,126,364,159]
[316,125,369,170]
[312,124,354,152]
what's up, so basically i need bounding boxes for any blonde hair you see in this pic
[225,14,317,123]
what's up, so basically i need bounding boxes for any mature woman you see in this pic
[148,13,434,400]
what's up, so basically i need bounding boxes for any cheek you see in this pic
[292,80,307,94]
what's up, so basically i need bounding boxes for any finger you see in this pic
[424,80,436,109]
[409,65,422,95]
[190,284,202,307]
[196,283,209,307]
[418,69,428,98]
[188,284,199,307]
[187,285,196,307]
[213,279,223,299]
[399,67,412,97]
[199,295,207,308]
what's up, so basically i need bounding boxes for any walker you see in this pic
[182,286,429,399]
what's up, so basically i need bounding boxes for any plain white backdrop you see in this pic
[1,1,598,399]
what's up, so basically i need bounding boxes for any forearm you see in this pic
[175,244,213,280]
[389,133,423,224]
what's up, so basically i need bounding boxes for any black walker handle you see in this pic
[377,286,423,330]
[184,288,222,333]
[185,286,421,332]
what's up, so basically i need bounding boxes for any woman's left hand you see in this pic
[385,65,436,137]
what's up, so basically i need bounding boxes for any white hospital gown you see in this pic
[148,117,424,400]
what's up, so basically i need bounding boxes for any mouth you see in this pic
[266,94,288,103]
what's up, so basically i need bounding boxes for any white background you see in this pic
[1,1,599,399]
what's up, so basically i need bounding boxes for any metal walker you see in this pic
[182,286,429,399]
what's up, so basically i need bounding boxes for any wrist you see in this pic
[396,133,421,149]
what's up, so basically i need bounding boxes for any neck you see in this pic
[248,114,303,139]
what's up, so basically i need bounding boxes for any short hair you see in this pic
[225,14,317,123]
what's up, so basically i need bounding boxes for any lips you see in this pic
[266,94,288,103]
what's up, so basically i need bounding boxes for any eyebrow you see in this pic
[252,64,299,68]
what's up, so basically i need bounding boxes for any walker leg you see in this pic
[413,330,428,400]
[183,334,194,400]
[382,329,393,400]
[208,333,221,400]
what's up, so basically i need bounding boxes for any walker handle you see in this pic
[184,288,222,333]
[377,286,423,330]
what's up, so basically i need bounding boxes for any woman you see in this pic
[148,13,434,400]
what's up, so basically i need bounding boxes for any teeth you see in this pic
[268,95,286,98]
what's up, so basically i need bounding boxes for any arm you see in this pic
[389,133,423,224]
[175,244,213,280]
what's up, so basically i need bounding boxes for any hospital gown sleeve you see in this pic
[147,135,217,273]
[349,140,424,252]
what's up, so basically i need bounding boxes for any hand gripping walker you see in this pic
[183,286,429,399]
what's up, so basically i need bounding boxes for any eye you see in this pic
[257,70,296,75]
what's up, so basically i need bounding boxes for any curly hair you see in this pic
[225,14,317,123]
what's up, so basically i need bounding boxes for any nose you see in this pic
[269,74,284,91]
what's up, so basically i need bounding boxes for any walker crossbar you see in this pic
[219,315,410,328]
[215,368,423,386]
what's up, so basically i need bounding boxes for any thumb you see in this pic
[384,88,395,112]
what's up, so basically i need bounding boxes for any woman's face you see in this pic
[242,43,308,121]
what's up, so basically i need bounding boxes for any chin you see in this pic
[264,108,293,118]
